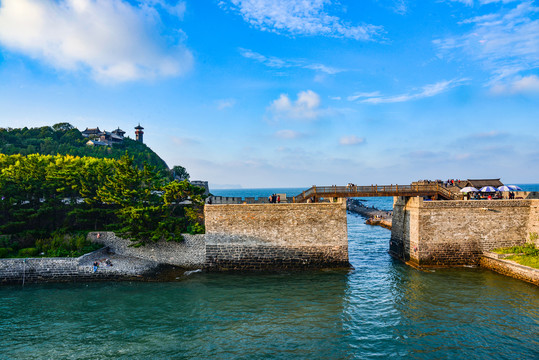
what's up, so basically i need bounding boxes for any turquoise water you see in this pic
[1,186,539,359]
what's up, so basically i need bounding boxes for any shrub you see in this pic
[0,247,9,258]
[187,223,205,235]
[500,243,538,255]
[18,247,39,257]
[35,233,101,257]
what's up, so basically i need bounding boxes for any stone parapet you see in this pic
[391,198,539,266]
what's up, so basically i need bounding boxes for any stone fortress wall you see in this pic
[89,233,206,268]
[390,197,539,267]
[1,202,349,283]
[89,201,349,271]
[4,195,537,284]
[0,247,163,284]
[204,202,349,271]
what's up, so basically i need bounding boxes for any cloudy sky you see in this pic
[0,0,538,188]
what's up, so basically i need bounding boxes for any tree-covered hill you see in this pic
[0,153,206,258]
[0,123,169,174]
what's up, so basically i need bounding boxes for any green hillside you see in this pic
[0,123,169,174]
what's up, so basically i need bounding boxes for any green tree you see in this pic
[97,154,165,244]
[52,123,75,132]
[0,151,201,254]
[172,165,190,180]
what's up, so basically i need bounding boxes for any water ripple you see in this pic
[0,212,538,359]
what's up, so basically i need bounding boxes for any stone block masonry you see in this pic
[480,252,539,286]
[204,202,349,271]
[391,197,539,267]
[1,202,350,283]
[88,232,206,269]
[0,248,162,284]
[87,202,350,272]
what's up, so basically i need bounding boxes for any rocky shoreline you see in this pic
[346,199,392,229]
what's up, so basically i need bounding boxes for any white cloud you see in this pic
[435,2,539,87]
[491,74,539,94]
[339,135,365,146]
[275,129,303,139]
[303,63,342,75]
[240,48,288,68]
[216,98,236,110]
[473,130,503,139]
[0,0,193,82]
[454,153,472,160]
[446,0,474,5]
[220,0,382,40]
[393,0,408,15]
[445,0,517,5]
[347,91,381,101]
[269,90,322,120]
[351,79,468,104]
[171,136,200,146]
[239,48,343,75]
[143,0,186,19]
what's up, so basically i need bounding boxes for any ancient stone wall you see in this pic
[480,252,539,286]
[204,202,349,271]
[89,232,206,269]
[1,202,348,282]
[0,248,162,284]
[391,198,538,266]
[528,201,539,246]
[0,257,81,284]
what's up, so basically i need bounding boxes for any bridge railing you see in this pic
[293,184,453,202]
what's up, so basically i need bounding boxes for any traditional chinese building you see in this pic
[83,126,126,146]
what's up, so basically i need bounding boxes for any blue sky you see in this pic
[0,0,538,188]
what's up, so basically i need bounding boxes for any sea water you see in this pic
[1,185,538,359]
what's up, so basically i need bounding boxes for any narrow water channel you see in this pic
[1,209,538,359]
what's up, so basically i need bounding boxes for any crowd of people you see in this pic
[268,194,280,203]
[465,191,516,200]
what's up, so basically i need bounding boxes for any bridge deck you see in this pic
[292,184,456,203]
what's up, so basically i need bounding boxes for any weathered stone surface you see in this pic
[89,232,205,269]
[391,197,539,266]
[480,252,539,286]
[204,202,349,270]
[205,245,349,271]
[1,202,351,283]
[0,248,162,284]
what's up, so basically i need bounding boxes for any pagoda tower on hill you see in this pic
[135,124,144,143]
